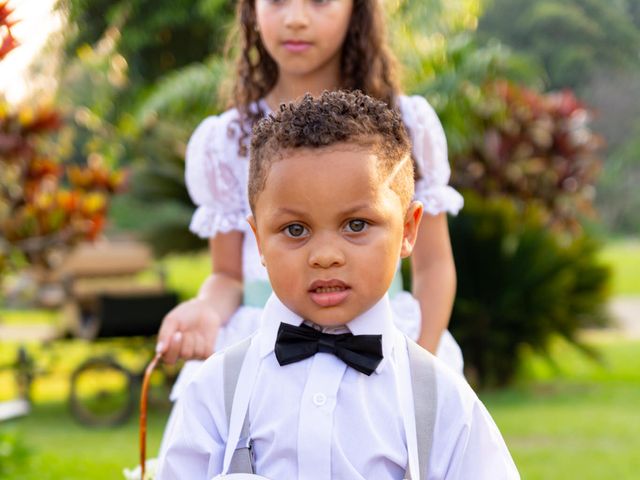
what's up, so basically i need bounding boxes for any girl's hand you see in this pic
[156,298,222,365]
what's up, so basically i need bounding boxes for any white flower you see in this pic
[123,458,158,480]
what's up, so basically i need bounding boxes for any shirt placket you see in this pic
[297,352,348,480]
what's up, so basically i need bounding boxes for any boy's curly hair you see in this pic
[249,90,413,213]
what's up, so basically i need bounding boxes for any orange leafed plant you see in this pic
[0,1,19,61]
[0,4,125,274]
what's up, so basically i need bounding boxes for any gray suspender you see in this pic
[223,337,255,474]
[222,336,437,479]
[406,339,438,480]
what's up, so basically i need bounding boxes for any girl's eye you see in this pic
[345,219,368,233]
[284,224,308,238]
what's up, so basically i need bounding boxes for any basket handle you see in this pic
[140,352,162,479]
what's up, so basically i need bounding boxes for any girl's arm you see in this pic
[410,212,457,353]
[157,232,244,364]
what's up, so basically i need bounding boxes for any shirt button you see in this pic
[312,392,327,406]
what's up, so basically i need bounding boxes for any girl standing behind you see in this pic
[157,0,464,400]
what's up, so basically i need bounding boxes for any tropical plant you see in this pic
[449,193,610,387]
[0,3,125,284]
[55,0,234,93]
[451,80,603,233]
[51,0,235,166]
[476,0,640,237]
[441,78,610,386]
[118,57,228,254]
[0,0,17,61]
[0,100,126,270]
[403,32,541,157]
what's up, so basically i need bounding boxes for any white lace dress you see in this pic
[170,95,464,400]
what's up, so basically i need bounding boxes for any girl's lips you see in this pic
[283,40,312,53]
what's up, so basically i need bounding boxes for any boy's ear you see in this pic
[247,215,267,266]
[247,214,258,239]
[247,214,262,254]
[400,201,423,258]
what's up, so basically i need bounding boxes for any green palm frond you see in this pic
[134,58,229,130]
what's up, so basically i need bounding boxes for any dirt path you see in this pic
[609,296,640,339]
[0,323,60,342]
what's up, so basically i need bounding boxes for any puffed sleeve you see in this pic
[185,114,248,238]
[399,95,464,216]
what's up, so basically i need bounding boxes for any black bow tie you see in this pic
[274,322,383,376]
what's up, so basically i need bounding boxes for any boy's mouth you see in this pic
[308,280,350,307]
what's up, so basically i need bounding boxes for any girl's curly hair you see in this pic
[226,0,400,155]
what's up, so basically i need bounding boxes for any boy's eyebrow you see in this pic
[340,203,372,216]
[273,204,372,217]
[274,207,306,217]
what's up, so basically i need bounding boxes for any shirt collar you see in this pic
[257,293,396,374]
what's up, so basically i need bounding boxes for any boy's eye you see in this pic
[345,219,368,233]
[284,223,308,238]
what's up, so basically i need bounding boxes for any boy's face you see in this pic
[249,144,422,327]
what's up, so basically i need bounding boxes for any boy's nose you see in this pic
[308,236,345,269]
[284,0,310,29]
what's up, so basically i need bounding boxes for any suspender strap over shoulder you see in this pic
[406,339,438,480]
[220,334,438,479]
[223,336,255,474]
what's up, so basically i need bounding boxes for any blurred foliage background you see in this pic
[1,2,125,285]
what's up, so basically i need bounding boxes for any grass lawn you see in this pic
[159,251,211,301]
[599,239,640,295]
[1,333,638,479]
[0,402,170,480]
[484,333,640,479]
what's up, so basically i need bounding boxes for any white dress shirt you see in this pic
[158,295,519,480]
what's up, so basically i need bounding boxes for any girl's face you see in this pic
[255,0,353,78]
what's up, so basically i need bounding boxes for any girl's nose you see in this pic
[284,0,310,29]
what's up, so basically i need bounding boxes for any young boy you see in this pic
[157,91,519,480]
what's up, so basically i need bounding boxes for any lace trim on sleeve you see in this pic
[400,95,465,216]
[414,184,464,216]
[189,205,248,238]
